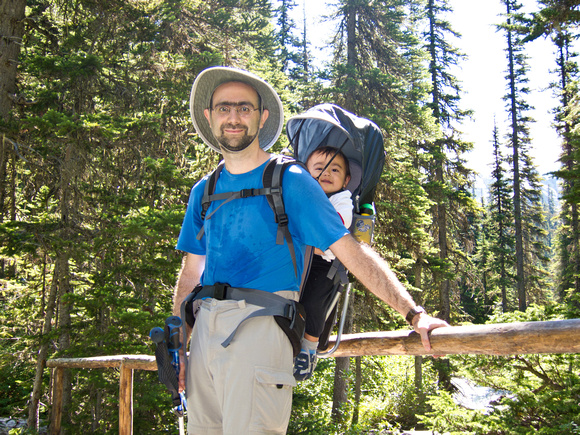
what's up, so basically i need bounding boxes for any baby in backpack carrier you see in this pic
[294,146,354,381]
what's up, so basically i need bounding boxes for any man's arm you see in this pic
[329,235,449,351]
[173,252,205,315]
[173,252,205,390]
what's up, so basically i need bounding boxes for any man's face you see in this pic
[307,151,351,194]
[204,81,269,153]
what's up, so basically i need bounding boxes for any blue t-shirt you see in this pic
[176,158,349,293]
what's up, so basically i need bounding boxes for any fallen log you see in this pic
[324,319,580,358]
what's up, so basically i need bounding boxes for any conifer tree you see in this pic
[520,153,551,305]
[0,0,26,224]
[550,24,580,299]
[487,124,516,312]
[422,0,476,322]
[499,0,558,310]
[468,194,492,322]
[327,0,411,123]
[500,0,534,311]
[1,0,282,430]
[324,0,438,423]
[274,0,302,76]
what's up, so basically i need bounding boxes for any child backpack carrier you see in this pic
[286,103,386,355]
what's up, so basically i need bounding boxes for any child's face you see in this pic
[307,151,351,194]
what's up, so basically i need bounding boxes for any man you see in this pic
[173,66,449,434]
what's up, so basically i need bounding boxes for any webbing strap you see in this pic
[196,187,273,240]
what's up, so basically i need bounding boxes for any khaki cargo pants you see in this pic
[186,292,297,434]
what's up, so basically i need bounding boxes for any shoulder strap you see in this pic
[201,161,225,221]
[262,155,298,276]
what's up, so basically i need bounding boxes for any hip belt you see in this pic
[181,283,305,357]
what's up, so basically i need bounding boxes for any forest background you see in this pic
[1,0,579,434]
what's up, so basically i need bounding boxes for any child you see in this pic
[294,146,354,380]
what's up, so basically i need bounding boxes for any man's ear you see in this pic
[204,108,211,122]
[259,109,269,129]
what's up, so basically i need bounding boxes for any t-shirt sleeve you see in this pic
[176,177,207,255]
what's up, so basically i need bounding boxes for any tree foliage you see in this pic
[0,0,577,433]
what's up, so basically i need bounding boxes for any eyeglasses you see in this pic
[211,104,260,118]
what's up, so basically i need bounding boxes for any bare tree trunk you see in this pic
[556,32,580,297]
[437,162,450,322]
[414,356,424,413]
[331,292,354,424]
[56,265,72,432]
[0,0,26,225]
[28,256,65,430]
[331,1,358,424]
[345,2,357,110]
[413,259,425,409]
[30,132,76,430]
[0,0,25,119]
[506,2,526,311]
[351,356,361,425]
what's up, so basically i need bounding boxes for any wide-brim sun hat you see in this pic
[189,66,284,153]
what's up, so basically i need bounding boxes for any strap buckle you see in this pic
[277,212,289,226]
[240,188,256,198]
[213,283,229,300]
[284,301,296,329]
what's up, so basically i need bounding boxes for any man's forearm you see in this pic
[331,235,418,317]
[331,235,449,351]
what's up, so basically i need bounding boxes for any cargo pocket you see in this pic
[250,367,296,433]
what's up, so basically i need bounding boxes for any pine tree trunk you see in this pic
[506,1,527,311]
[414,356,424,413]
[345,1,357,111]
[427,0,451,322]
[413,261,425,409]
[438,188,450,322]
[0,0,25,119]
[28,256,65,431]
[56,266,72,431]
[0,0,26,224]
[331,291,354,424]
[352,356,361,425]
[331,3,358,423]
[557,34,580,297]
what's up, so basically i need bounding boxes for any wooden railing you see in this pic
[46,355,156,435]
[46,319,580,435]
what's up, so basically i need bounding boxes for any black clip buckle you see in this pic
[240,189,255,198]
[277,212,289,226]
[213,283,229,300]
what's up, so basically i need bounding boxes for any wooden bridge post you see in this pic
[118,361,133,435]
[50,367,64,435]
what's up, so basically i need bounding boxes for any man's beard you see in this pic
[216,123,260,153]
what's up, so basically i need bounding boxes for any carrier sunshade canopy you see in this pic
[286,104,386,208]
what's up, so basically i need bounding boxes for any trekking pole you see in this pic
[165,316,187,435]
[150,326,165,345]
